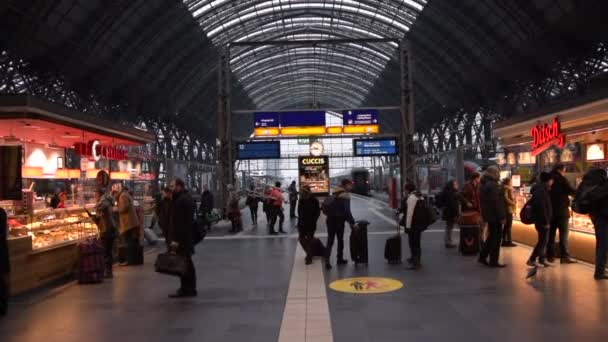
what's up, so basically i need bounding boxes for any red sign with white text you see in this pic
[74,140,128,161]
[530,117,565,156]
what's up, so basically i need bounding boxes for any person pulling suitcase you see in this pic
[323,179,357,270]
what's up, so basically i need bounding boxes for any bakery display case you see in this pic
[7,206,97,251]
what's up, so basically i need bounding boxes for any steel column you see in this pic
[399,40,416,189]
[217,48,234,213]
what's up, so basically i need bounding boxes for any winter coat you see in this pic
[586,169,608,218]
[531,183,552,227]
[479,174,506,223]
[169,190,196,255]
[502,185,516,215]
[270,188,283,207]
[327,186,356,225]
[288,184,298,202]
[549,171,576,219]
[442,188,460,221]
[94,193,116,238]
[0,208,9,274]
[461,181,480,213]
[298,192,320,232]
[157,197,172,238]
[117,191,139,235]
[199,190,214,214]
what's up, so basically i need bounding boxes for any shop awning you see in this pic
[0,94,155,147]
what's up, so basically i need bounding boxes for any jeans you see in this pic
[408,230,422,262]
[445,219,455,245]
[120,229,139,264]
[479,221,503,265]
[101,233,115,273]
[179,254,197,294]
[548,215,570,259]
[502,213,513,243]
[298,227,315,261]
[249,205,258,224]
[290,199,297,218]
[591,216,608,276]
[530,224,550,263]
[269,206,284,231]
[326,217,346,261]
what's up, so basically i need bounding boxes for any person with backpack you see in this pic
[580,168,608,280]
[324,179,357,270]
[168,178,197,297]
[288,181,299,219]
[93,188,117,279]
[297,185,321,265]
[402,183,425,270]
[547,164,577,263]
[526,172,554,268]
[478,165,507,268]
[501,177,517,247]
[441,180,460,249]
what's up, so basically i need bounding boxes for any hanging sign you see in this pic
[74,140,128,161]
[530,117,565,156]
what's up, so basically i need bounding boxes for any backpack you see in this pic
[519,199,534,225]
[571,185,598,215]
[321,195,336,216]
[412,197,436,230]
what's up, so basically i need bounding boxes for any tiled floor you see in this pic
[2,195,608,342]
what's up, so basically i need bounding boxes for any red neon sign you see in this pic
[530,117,565,156]
[74,140,128,161]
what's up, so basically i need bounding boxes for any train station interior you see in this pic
[1,1,608,341]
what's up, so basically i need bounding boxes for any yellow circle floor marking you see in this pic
[329,277,403,294]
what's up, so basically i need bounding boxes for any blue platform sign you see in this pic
[353,138,397,156]
[343,109,379,126]
[280,111,326,127]
[236,141,281,160]
[254,112,280,128]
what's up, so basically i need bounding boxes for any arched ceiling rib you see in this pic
[183,0,428,110]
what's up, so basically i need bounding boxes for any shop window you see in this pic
[586,143,605,161]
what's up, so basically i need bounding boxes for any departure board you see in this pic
[236,141,281,160]
[353,138,398,156]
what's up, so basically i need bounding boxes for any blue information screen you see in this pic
[236,141,281,160]
[353,138,398,156]
[343,109,379,126]
[254,112,280,127]
[280,111,326,127]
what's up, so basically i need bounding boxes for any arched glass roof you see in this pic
[183,0,427,109]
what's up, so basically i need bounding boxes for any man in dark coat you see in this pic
[548,164,577,263]
[156,187,172,249]
[0,207,9,316]
[478,166,507,268]
[585,169,608,280]
[297,185,321,265]
[168,178,197,298]
[199,185,214,231]
[325,179,356,270]
[527,172,553,267]
[288,181,299,219]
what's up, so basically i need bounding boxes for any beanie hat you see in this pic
[485,165,500,180]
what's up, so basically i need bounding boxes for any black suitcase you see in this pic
[311,237,326,257]
[384,235,402,264]
[459,224,480,255]
[350,221,369,264]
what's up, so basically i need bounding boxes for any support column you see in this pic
[217,48,234,214]
[399,40,416,189]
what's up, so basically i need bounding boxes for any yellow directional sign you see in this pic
[329,277,403,294]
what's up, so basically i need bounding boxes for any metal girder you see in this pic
[400,40,416,187]
[230,38,401,47]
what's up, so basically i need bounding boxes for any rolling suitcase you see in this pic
[78,238,105,284]
[459,224,480,255]
[311,237,326,257]
[350,221,369,264]
[384,235,402,264]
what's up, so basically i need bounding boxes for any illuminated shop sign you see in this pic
[298,156,329,196]
[300,157,326,165]
[74,140,128,161]
[530,117,565,156]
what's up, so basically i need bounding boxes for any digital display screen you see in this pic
[343,109,379,126]
[254,112,280,128]
[280,111,325,127]
[0,145,23,200]
[353,138,398,156]
[236,142,281,160]
[298,156,330,196]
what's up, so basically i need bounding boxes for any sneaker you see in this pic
[325,262,332,270]
[279,229,287,234]
[478,257,490,267]
[594,273,608,280]
[502,242,517,247]
[539,261,551,268]
[489,263,507,268]
[547,257,556,263]
[337,259,348,265]
[118,261,129,267]
[305,257,313,265]
[560,257,577,264]
[526,259,537,267]
[407,263,421,270]
[269,231,278,235]
[168,290,197,298]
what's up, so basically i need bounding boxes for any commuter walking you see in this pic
[325,179,356,270]
[168,178,197,297]
[93,188,117,278]
[157,187,172,249]
[227,185,242,233]
[288,181,299,219]
[269,182,286,234]
[117,187,141,266]
[478,166,507,268]
[501,178,517,247]
[582,168,608,280]
[527,172,554,267]
[297,185,321,265]
[263,186,272,230]
[245,184,260,227]
[402,184,424,270]
[547,164,577,263]
[199,185,214,231]
[441,180,460,248]
[0,207,9,316]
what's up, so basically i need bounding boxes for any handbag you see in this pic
[154,252,189,277]
[458,210,480,226]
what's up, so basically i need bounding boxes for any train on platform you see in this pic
[330,168,371,196]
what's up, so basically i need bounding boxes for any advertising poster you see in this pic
[298,156,329,196]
